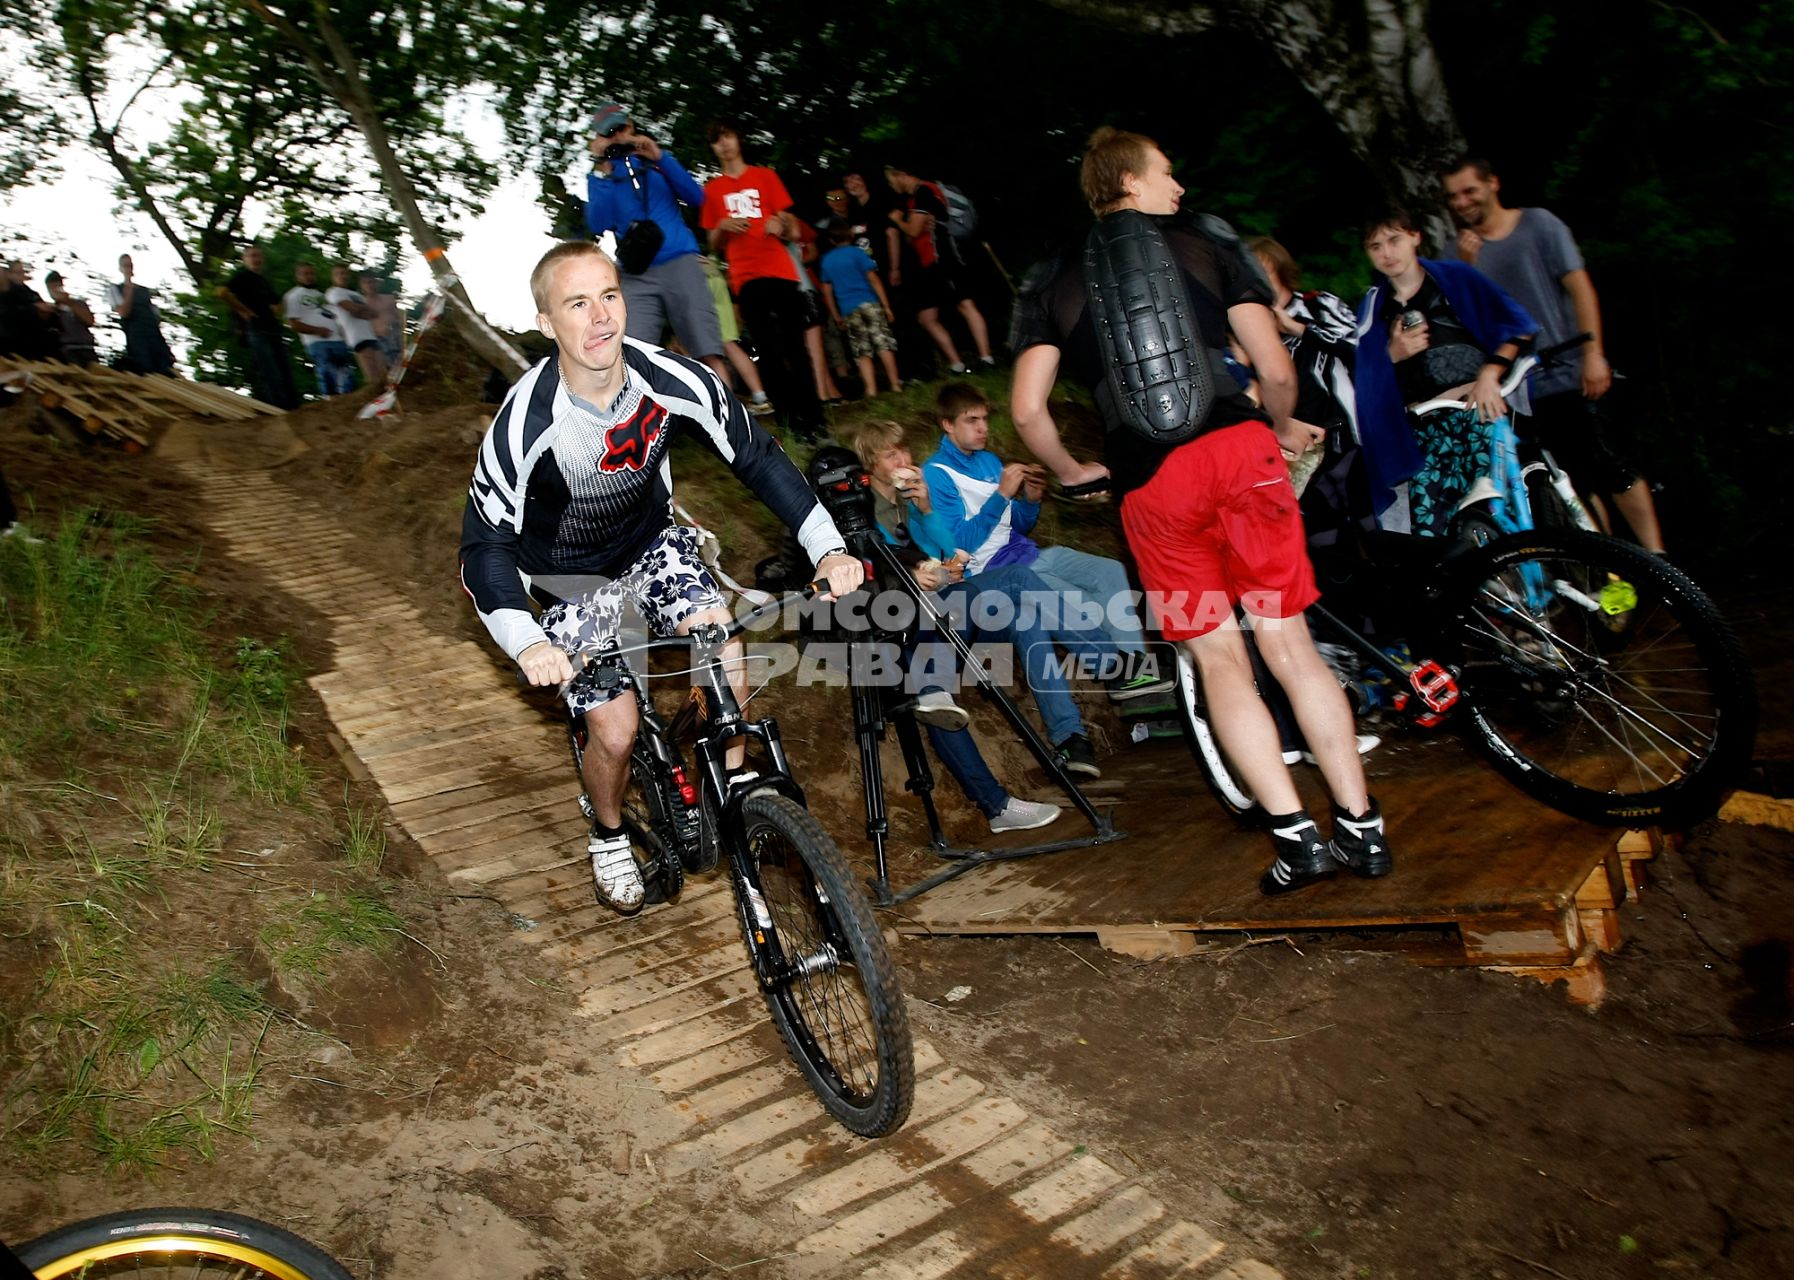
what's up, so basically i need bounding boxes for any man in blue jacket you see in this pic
[584,102,729,382]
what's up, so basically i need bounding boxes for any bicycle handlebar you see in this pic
[1410,332,1591,416]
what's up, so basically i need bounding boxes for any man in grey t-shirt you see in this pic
[1443,155,1664,552]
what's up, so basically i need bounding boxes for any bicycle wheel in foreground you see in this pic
[17,1208,353,1279]
[1442,529,1756,827]
[736,793,914,1137]
[1173,648,1258,820]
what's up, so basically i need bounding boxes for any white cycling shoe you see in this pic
[589,830,645,914]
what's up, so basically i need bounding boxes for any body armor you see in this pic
[1083,210,1213,444]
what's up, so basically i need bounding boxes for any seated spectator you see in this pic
[107,255,176,375]
[819,222,902,397]
[855,419,1122,779]
[922,382,1170,699]
[884,161,994,374]
[1353,206,1536,536]
[327,263,388,390]
[42,272,96,366]
[282,261,355,397]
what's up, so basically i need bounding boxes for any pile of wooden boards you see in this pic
[0,358,281,448]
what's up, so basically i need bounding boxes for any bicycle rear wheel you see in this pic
[1172,648,1258,820]
[1440,530,1755,826]
[17,1207,352,1279]
[734,793,913,1137]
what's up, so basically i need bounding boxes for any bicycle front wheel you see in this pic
[1172,648,1258,820]
[735,793,913,1137]
[18,1208,353,1279]
[1440,530,1756,826]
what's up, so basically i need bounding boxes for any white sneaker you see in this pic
[589,831,644,914]
[990,797,1061,833]
[0,524,42,545]
[911,689,969,731]
[1297,734,1382,766]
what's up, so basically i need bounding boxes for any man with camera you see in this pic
[583,102,730,384]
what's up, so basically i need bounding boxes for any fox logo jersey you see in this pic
[599,397,667,472]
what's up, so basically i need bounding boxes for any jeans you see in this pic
[926,723,1007,819]
[246,328,299,409]
[1030,545,1146,655]
[937,563,1120,748]
[306,340,357,397]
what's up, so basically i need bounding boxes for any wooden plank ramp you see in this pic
[889,733,1656,1006]
[178,461,1286,1279]
[0,357,279,448]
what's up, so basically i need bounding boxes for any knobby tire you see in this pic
[734,793,913,1137]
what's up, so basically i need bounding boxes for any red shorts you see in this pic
[1120,421,1318,640]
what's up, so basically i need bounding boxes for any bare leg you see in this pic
[679,607,750,769]
[1247,611,1368,815]
[917,307,963,367]
[855,354,877,398]
[356,347,388,389]
[878,349,902,391]
[701,353,732,385]
[580,693,640,828]
[1186,620,1301,815]
[724,340,764,397]
[956,298,992,360]
[1610,477,1666,553]
[804,325,841,400]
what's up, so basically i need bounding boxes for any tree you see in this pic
[235,0,525,374]
[1054,0,1465,237]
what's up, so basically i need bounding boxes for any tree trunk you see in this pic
[74,67,208,286]
[239,0,528,375]
[1058,0,1465,248]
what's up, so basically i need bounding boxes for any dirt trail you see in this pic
[6,369,1794,1278]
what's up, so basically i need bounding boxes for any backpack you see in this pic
[939,182,979,241]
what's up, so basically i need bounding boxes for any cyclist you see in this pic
[1010,126,1390,896]
[459,241,863,914]
[1352,206,1537,537]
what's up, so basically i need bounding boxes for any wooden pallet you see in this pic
[0,357,280,447]
[888,740,1661,1007]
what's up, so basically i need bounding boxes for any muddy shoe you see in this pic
[1259,810,1340,896]
[1331,798,1393,878]
[589,830,645,914]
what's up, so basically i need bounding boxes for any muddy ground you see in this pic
[3,346,1792,1279]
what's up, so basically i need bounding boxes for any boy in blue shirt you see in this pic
[923,382,1171,700]
[819,222,902,397]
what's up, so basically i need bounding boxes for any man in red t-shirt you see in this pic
[701,120,826,442]
[884,161,993,375]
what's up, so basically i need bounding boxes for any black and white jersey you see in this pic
[459,338,842,659]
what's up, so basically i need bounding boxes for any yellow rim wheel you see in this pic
[34,1233,317,1279]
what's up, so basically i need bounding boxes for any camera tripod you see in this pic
[849,537,1127,907]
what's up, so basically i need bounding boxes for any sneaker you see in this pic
[910,689,970,731]
[1297,733,1383,765]
[1258,810,1342,896]
[0,523,42,545]
[748,394,775,415]
[990,797,1061,833]
[978,355,997,368]
[589,830,645,914]
[947,362,970,375]
[1107,652,1174,701]
[1054,733,1100,779]
[1330,798,1393,878]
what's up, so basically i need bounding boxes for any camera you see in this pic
[1399,309,1425,331]
[602,141,636,161]
[806,447,878,544]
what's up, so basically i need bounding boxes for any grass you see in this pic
[0,512,412,1172]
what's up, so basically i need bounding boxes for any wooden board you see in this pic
[891,737,1655,978]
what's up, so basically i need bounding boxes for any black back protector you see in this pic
[1083,210,1214,444]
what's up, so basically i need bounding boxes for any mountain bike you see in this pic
[1174,526,1755,828]
[8,1207,352,1278]
[564,583,914,1137]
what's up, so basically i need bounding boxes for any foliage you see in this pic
[0,512,403,1170]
